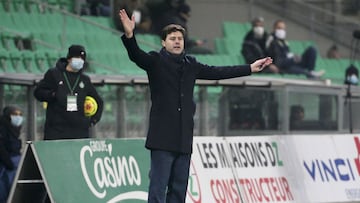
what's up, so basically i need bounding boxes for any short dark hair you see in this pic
[160,24,186,40]
[273,19,285,28]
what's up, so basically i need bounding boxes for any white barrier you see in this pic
[186,134,360,203]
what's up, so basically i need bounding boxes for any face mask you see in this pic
[10,115,23,127]
[347,74,359,84]
[253,26,264,38]
[275,29,286,40]
[70,58,84,71]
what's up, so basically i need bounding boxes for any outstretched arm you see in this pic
[118,9,135,38]
[250,57,273,73]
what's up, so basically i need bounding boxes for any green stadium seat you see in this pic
[46,50,62,67]
[64,15,87,33]
[9,51,28,72]
[82,16,113,33]
[287,40,315,55]
[0,50,16,73]
[222,21,251,39]
[11,0,27,12]
[0,12,32,38]
[136,34,161,52]
[44,12,64,33]
[0,1,7,13]
[86,51,121,75]
[315,58,352,84]
[38,32,63,50]
[63,32,87,48]
[85,33,123,53]
[194,54,243,66]
[34,50,49,72]
[26,1,42,13]
[214,38,242,55]
[22,50,44,74]
[58,0,74,12]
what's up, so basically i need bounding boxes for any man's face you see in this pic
[161,31,184,54]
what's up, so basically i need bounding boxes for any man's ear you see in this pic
[161,40,165,47]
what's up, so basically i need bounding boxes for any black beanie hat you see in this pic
[3,106,21,118]
[67,45,86,60]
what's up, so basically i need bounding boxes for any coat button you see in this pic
[181,93,184,97]
[178,108,181,111]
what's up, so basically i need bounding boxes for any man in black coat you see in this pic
[34,45,103,140]
[119,9,272,203]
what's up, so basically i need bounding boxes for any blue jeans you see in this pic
[148,150,191,203]
[0,155,21,203]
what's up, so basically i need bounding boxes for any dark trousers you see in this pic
[287,46,317,77]
[148,150,191,203]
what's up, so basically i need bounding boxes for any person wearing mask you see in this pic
[119,9,273,203]
[34,45,103,140]
[242,17,279,73]
[266,19,325,78]
[0,106,23,202]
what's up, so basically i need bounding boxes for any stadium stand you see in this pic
[0,1,359,84]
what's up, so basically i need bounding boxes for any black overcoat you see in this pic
[122,35,251,154]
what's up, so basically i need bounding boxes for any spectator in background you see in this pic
[242,17,279,73]
[147,0,185,35]
[326,44,341,59]
[266,19,325,78]
[113,0,152,33]
[86,0,110,16]
[290,105,304,130]
[0,106,23,202]
[151,2,212,54]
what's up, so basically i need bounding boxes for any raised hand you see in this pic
[118,9,135,38]
[250,57,273,72]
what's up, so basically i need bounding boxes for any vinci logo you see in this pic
[354,137,360,176]
[80,140,148,202]
[303,136,360,182]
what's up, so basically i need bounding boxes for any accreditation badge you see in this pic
[67,95,78,111]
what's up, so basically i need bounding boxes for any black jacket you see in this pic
[0,114,21,170]
[241,30,268,64]
[34,58,103,140]
[266,34,294,69]
[122,35,251,154]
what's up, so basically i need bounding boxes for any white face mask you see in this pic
[10,115,23,127]
[70,58,84,71]
[347,74,359,84]
[253,26,265,38]
[275,29,286,40]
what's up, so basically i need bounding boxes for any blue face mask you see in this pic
[70,58,84,71]
[10,115,23,127]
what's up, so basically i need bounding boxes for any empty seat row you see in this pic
[0,0,73,13]
[0,12,112,36]
[0,50,61,73]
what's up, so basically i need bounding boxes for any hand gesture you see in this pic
[250,57,273,73]
[118,9,135,38]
